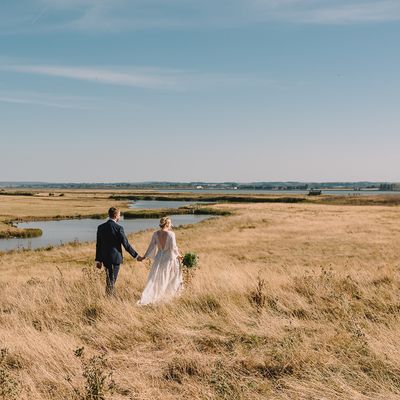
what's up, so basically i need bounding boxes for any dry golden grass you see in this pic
[0,193,129,221]
[1,200,400,399]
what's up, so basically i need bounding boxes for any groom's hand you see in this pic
[137,256,144,262]
[95,261,103,269]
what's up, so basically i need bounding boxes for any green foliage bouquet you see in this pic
[181,252,199,269]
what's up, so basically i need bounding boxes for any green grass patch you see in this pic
[0,191,35,196]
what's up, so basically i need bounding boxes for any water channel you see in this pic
[0,200,211,252]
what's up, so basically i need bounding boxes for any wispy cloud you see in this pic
[2,64,180,90]
[0,90,97,110]
[31,5,50,26]
[0,63,275,91]
[41,0,400,26]
[2,0,400,35]
[290,1,400,24]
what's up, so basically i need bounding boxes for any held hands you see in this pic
[95,261,103,269]
[137,255,145,262]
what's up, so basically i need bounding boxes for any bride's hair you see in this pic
[159,216,172,229]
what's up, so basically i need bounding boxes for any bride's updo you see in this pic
[159,216,172,229]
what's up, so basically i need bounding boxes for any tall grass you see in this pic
[1,202,400,399]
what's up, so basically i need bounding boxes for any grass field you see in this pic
[1,192,400,399]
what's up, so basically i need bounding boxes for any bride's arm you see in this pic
[171,232,182,260]
[143,232,158,260]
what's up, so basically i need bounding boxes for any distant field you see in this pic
[1,193,400,399]
[1,188,400,219]
[0,191,129,238]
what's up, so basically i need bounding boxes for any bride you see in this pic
[138,216,183,305]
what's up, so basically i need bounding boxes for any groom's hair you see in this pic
[108,207,119,219]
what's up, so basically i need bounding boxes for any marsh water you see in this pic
[0,214,211,252]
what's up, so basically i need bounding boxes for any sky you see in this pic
[0,0,399,183]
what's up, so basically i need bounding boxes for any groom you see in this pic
[95,207,143,295]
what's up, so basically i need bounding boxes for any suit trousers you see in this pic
[105,264,120,295]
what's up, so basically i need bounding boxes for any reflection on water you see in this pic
[0,214,211,252]
[129,200,199,209]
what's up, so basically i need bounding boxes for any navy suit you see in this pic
[96,219,138,294]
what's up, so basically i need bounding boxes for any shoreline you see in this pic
[0,213,216,256]
[0,206,228,253]
[1,190,400,242]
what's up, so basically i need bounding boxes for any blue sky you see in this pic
[0,0,399,182]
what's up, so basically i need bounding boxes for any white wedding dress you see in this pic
[138,230,183,305]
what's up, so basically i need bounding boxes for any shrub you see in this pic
[249,275,266,313]
[67,348,116,400]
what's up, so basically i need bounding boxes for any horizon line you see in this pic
[0,181,398,185]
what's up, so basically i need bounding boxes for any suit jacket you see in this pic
[95,219,138,266]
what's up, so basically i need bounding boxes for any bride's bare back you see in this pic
[156,230,169,250]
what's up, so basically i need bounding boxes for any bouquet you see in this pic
[181,252,199,269]
[181,252,199,286]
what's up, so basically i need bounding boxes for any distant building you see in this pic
[380,183,400,191]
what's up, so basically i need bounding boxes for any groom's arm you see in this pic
[118,226,138,259]
[95,226,103,263]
